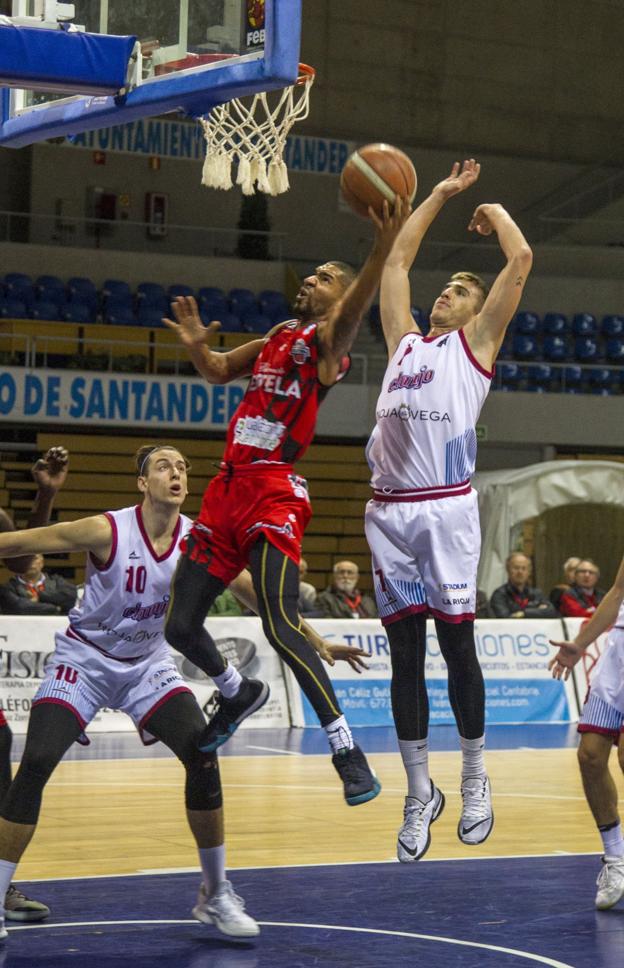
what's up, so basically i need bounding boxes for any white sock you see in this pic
[0,860,16,916]
[599,821,624,858]
[325,715,354,753]
[460,735,486,779]
[198,845,226,897]
[213,664,243,699]
[398,738,431,802]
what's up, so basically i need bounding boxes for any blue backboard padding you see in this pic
[0,0,302,148]
[0,25,136,95]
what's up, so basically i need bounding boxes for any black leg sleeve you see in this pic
[249,538,342,727]
[387,613,429,740]
[164,543,228,678]
[434,618,485,739]
[0,722,13,803]
[1,703,82,825]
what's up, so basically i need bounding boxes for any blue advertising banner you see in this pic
[286,618,578,728]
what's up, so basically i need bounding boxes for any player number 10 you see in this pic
[125,565,147,593]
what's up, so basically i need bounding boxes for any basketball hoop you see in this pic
[200,63,315,196]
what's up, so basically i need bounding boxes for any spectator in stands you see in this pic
[475,589,492,619]
[549,556,581,612]
[317,561,377,619]
[558,559,606,617]
[298,557,320,616]
[0,553,77,616]
[207,588,244,617]
[489,552,558,619]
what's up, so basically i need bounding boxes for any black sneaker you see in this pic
[332,744,381,806]
[199,678,270,752]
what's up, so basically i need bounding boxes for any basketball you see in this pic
[340,143,417,219]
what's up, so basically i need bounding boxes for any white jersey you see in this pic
[65,505,192,661]
[366,329,492,494]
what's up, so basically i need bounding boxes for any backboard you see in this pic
[0,0,301,148]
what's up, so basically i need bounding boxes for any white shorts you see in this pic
[578,627,624,740]
[364,489,481,625]
[33,632,192,745]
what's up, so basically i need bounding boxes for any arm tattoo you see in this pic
[515,274,524,287]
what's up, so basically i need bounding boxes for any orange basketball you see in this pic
[340,143,417,219]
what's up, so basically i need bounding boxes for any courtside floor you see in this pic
[6,725,624,968]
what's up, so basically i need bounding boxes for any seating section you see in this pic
[0,274,294,335]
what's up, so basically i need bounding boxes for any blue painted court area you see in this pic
[4,856,623,968]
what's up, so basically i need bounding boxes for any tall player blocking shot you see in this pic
[364,160,533,861]
[163,198,408,806]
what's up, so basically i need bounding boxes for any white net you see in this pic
[200,65,314,196]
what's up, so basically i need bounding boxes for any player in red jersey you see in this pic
[163,202,407,805]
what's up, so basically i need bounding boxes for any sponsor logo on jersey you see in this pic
[248,371,302,398]
[439,582,468,591]
[129,550,141,559]
[122,596,170,622]
[377,405,451,422]
[234,415,286,450]
[436,335,450,347]
[388,365,434,393]
[246,519,295,540]
[291,338,311,365]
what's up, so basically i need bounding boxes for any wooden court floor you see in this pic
[16,746,624,881]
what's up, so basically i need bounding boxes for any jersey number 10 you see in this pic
[125,565,147,593]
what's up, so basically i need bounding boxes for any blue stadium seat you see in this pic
[67,277,98,306]
[572,313,598,336]
[241,312,273,334]
[587,367,612,389]
[512,333,539,360]
[542,335,570,362]
[198,286,226,305]
[4,272,32,290]
[602,314,624,337]
[526,363,552,389]
[591,387,613,396]
[574,336,601,363]
[259,290,290,318]
[498,362,523,389]
[0,298,29,319]
[31,300,61,321]
[543,312,570,335]
[137,305,166,328]
[209,312,241,333]
[229,288,257,315]
[605,337,624,363]
[167,284,195,301]
[35,287,66,313]
[105,304,137,326]
[200,295,228,317]
[137,282,167,308]
[513,311,540,335]
[63,302,96,323]
[35,275,65,295]
[562,365,583,389]
[102,279,132,302]
[3,280,34,309]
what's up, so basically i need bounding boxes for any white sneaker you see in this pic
[595,855,624,910]
[397,782,445,862]
[192,880,260,938]
[458,775,494,845]
[0,916,6,941]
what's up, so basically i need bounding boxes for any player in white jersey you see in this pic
[550,553,624,910]
[365,159,533,862]
[0,444,263,942]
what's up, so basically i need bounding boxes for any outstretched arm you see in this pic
[316,198,410,384]
[162,297,264,383]
[380,160,481,358]
[2,446,70,575]
[465,204,533,367]
[549,554,624,680]
[0,515,114,564]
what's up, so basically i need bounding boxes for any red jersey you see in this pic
[222,320,349,465]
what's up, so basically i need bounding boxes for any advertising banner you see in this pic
[285,618,579,728]
[0,616,289,736]
[563,617,611,706]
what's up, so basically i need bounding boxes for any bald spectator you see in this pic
[489,553,558,619]
[558,559,606,618]
[0,553,77,616]
[549,556,581,612]
[317,561,377,620]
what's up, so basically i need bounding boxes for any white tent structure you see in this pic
[474,460,624,596]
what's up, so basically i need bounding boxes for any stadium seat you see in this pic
[137,305,166,328]
[167,284,195,301]
[3,280,34,309]
[208,312,241,333]
[511,333,540,360]
[572,313,598,336]
[601,314,624,337]
[562,365,583,389]
[31,300,61,321]
[104,299,136,326]
[542,335,570,362]
[198,286,226,304]
[63,303,96,324]
[35,274,65,296]
[229,288,257,316]
[498,362,523,389]
[591,387,613,396]
[4,272,32,290]
[574,336,601,363]
[605,337,624,363]
[543,312,570,335]
[200,295,228,317]
[513,311,540,335]
[137,282,167,308]
[67,277,98,305]
[102,279,132,302]
[241,312,273,334]
[526,363,553,389]
[0,298,29,319]
[587,367,612,389]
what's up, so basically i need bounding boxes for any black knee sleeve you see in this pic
[0,722,13,803]
[387,614,429,740]
[185,753,223,812]
[435,618,485,739]
[1,765,49,825]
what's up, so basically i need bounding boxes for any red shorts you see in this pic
[181,464,312,585]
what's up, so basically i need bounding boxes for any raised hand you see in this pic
[468,202,507,237]
[548,639,585,680]
[31,446,69,495]
[327,644,370,674]
[162,296,221,347]
[368,195,412,254]
[433,159,481,200]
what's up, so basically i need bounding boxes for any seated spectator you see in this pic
[0,553,77,615]
[558,559,605,617]
[207,588,244,617]
[475,589,492,618]
[316,560,377,619]
[549,556,581,611]
[489,552,559,619]
[298,557,319,616]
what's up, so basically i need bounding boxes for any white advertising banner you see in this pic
[563,617,611,707]
[285,618,579,728]
[0,616,289,736]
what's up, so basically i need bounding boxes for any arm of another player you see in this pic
[380,160,481,358]
[316,198,409,382]
[549,554,624,680]
[0,515,114,563]
[466,204,533,365]
[162,296,263,383]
